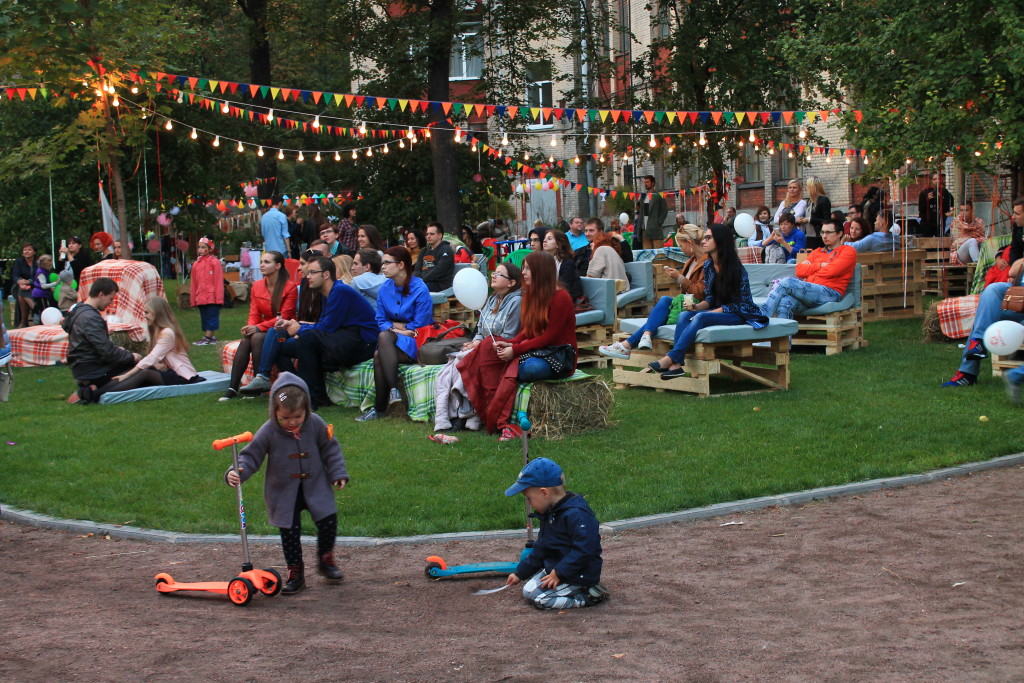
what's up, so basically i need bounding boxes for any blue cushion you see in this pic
[619,317,797,343]
[624,261,654,300]
[617,287,647,308]
[98,370,230,404]
[575,309,605,326]
[430,289,453,305]
[579,277,616,326]
[744,264,796,299]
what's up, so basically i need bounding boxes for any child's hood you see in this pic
[267,371,311,421]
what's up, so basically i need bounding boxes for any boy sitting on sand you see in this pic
[503,458,609,609]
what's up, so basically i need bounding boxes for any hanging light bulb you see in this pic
[598,135,607,149]
[844,157,851,165]
[454,129,462,142]
[699,132,707,146]
[176,91,184,103]
[313,115,320,129]
[523,151,530,161]
[824,154,831,163]
[668,145,675,155]
[768,148,775,155]
[974,150,982,157]
[738,137,745,148]
[130,86,139,95]
[315,151,322,162]
[906,158,913,165]
[649,134,657,149]
[399,139,406,149]
[383,144,389,154]
[111,95,120,107]
[471,142,477,152]
[573,155,581,164]
[366,148,373,157]
[221,101,229,114]
[787,151,794,158]
[410,134,417,144]
[754,143,760,152]
[236,141,244,153]
[257,146,265,157]
[212,136,220,147]
[598,154,605,163]
[164,120,173,131]
[501,132,509,146]
[547,155,554,163]
[550,134,558,147]
[749,130,756,143]
[278,149,285,160]
[334,151,341,161]
[407,126,415,139]
[359,121,367,135]
[806,154,812,162]
[352,150,358,160]
[297,151,304,161]
[267,108,274,122]
[863,156,870,165]
[424,129,431,138]
[798,128,807,139]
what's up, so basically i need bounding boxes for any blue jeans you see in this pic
[626,296,694,347]
[518,357,558,382]
[760,277,841,319]
[256,327,298,376]
[959,282,1024,376]
[667,312,745,364]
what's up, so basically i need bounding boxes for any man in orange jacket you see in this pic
[759,219,856,320]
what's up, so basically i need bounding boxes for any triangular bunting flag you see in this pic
[312,91,323,104]
[442,102,452,114]
[270,87,280,100]
[711,111,723,124]
[644,111,655,123]
[818,110,829,122]
[666,111,676,123]
[507,105,518,119]
[782,111,794,124]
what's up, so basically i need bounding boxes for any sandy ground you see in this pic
[3,466,1024,682]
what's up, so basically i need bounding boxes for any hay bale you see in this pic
[526,375,614,440]
[177,291,191,310]
[110,330,149,356]
[922,302,950,343]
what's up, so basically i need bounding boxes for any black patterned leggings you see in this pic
[278,486,338,566]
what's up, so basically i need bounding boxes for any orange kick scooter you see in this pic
[154,431,282,606]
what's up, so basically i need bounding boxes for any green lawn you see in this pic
[1,281,1020,537]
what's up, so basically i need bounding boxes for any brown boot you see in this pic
[317,552,344,583]
[282,564,305,594]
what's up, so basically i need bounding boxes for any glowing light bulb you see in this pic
[787,151,794,158]
[297,151,304,161]
[798,128,807,139]
[863,156,870,165]
[383,144,389,154]
[407,127,415,139]
[844,157,851,165]
[471,142,477,152]
[548,155,554,163]
[550,135,558,147]
[573,155,580,164]
[221,101,229,114]
[352,150,358,160]
[111,96,120,107]
[190,128,198,140]
[212,136,220,147]
[768,148,775,155]
[164,120,173,131]
[334,151,341,161]
[267,109,274,122]
[668,146,675,155]
[359,121,367,135]
[824,154,831,163]
[454,129,462,142]
[523,151,530,160]
[501,132,509,146]
[130,86,139,94]
[366,148,373,157]
[749,130,756,143]
[424,129,431,138]
[315,151,321,162]
[906,158,912,165]
[598,154,605,163]
[237,141,245,153]
[258,146,264,157]
[278,149,285,160]
[399,139,405,149]
[974,150,982,157]
[699,132,707,146]
[313,115,320,129]
[599,135,607,149]
[176,92,183,103]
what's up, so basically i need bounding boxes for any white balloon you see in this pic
[983,320,1024,356]
[453,267,489,311]
[619,212,630,225]
[40,307,63,326]
[734,213,756,238]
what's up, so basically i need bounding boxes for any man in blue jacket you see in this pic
[503,458,609,610]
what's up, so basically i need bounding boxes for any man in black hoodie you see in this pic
[62,277,140,403]
[413,221,455,292]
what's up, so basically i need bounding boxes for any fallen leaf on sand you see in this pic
[612,653,626,659]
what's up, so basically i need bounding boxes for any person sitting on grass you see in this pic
[503,457,609,610]
[648,223,768,380]
[759,219,856,320]
[87,297,204,400]
[226,372,349,595]
[63,277,141,403]
[942,199,1024,389]
[600,222,706,359]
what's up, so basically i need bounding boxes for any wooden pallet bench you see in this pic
[921,263,975,298]
[857,249,925,321]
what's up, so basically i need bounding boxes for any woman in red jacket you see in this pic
[459,251,577,440]
[220,251,298,401]
[190,237,225,345]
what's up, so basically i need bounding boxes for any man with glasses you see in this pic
[759,219,857,320]
[413,221,455,292]
[242,256,377,411]
[844,205,862,234]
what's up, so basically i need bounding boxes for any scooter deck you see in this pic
[155,580,229,595]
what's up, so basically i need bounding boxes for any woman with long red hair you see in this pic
[459,251,577,441]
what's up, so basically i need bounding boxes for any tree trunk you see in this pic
[427,0,460,233]
[239,0,277,199]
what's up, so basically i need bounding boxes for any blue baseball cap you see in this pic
[504,458,564,496]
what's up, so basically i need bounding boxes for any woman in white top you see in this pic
[586,228,628,292]
[773,178,807,227]
[95,297,202,398]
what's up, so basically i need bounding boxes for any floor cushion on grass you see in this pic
[97,370,230,404]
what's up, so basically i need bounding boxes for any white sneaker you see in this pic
[598,342,630,360]
[637,332,653,350]
[388,387,402,404]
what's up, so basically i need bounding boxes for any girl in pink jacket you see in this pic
[190,237,224,345]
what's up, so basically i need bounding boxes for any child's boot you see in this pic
[282,564,305,594]
[317,552,344,583]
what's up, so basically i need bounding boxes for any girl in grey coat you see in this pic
[226,372,348,594]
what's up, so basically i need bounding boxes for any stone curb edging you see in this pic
[3,452,1022,546]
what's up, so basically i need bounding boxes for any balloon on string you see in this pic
[453,268,489,310]
[40,307,62,326]
[157,212,172,227]
[734,213,756,238]
[982,320,1024,356]
[619,212,630,225]
[169,206,181,216]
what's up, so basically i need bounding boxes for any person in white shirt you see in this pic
[350,248,387,307]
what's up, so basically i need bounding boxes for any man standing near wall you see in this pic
[637,176,668,249]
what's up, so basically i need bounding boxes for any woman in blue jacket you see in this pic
[356,246,433,421]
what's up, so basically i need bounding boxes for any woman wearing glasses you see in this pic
[648,223,767,380]
[356,246,433,421]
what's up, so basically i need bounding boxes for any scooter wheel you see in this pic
[260,568,282,597]
[424,561,444,579]
[154,573,173,592]
[228,577,255,606]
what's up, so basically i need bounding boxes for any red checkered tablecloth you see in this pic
[937,294,980,340]
[78,260,166,342]
[221,340,254,384]
[737,246,763,265]
[9,322,139,367]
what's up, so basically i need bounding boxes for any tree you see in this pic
[633,0,804,220]
[785,0,1024,195]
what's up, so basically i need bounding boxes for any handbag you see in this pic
[573,294,594,313]
[418,325,469,365]
[415,319,466,348]
[1001,286,1024,314]
[518,344,576,379]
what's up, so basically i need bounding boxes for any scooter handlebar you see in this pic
[517,411,532,431]
[212,431,254,450]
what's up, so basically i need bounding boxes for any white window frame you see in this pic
[526,80,554,130]
[450,30,483,81]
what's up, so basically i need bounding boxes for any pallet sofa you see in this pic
[745,263,866,355]
[576,276,617,368]
[616,261,655,318]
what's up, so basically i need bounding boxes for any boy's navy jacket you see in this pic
[514,492,602,587]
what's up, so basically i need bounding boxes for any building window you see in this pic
[740,143,764,184]
[774,135,801,180]
[450,28,483,80]
[525,61,553,129]
[654,0,673,40]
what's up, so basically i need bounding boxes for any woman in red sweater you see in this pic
[459,251,576,440]
[220,251,298,401]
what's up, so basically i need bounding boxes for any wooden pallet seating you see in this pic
[611,318,798,396]
[921,263,975,298]
[575,276,617,369]
[856,249,926,321]
[991,352,1024,378]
